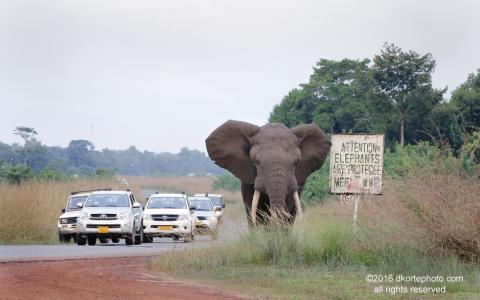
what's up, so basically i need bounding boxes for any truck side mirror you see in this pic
[76,202,83,208]
[61,208,66,213]
[222,203,226,208]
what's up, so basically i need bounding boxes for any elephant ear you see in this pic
[292,123,331,185]
[206,120,260,184]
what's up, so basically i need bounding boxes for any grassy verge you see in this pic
[148,186,480,300]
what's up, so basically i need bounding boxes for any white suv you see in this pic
[143,193,195,243]
[194,193,225,222]
[76,190,143,246]
[57,191,92,243]
[188,196,219,238]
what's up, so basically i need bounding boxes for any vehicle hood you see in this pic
[59,211,80,219]
[193,210,215,218]
[144,208,189,215]
[81,207,131,214]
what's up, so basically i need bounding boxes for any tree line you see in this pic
[0,132,223,182]
[270,43,480,153]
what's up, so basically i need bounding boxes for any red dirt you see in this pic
[0,257,248,300]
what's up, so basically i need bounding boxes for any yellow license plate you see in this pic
[97,226,109,234]
[158,225,172,231]
[195,221,202,225]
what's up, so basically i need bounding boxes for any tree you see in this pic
[372,43,442,147]
[13,126,37,167]
[269,58,374,134]
[67,140,95,168]
[450,70,480,134]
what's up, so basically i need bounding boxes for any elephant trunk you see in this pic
[266,175,290,222]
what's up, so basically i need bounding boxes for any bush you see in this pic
[461,131,480,168]
[301,160,330,204]
[212,173,240,191]
[0,164,33,184]
[91,168,116,179]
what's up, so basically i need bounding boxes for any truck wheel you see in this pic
[183,234,194,243]
[87,236,97,246]
[125,231,134,245]
[58,233,65,243]
[76,234,87,246]
[134,226,143,245]
[143,233,152,243]
[111,237,120,243]
[211,230,218,240]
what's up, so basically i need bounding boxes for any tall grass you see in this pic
[150,202,475,273]
[0,179,116,244]
[360,171,480,261]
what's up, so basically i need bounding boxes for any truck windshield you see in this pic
[85,194,130,207]
[67,196,88,211]
[188,199,213,211]
[209,196,222,207]
[147,197,186,209]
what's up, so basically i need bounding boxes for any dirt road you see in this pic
[0,256,247,300]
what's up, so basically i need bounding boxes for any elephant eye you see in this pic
[294,158,300,165]
[253,157,260,165]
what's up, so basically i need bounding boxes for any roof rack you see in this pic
[70,188,112,195]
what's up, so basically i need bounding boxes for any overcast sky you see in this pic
[0,0,479,153]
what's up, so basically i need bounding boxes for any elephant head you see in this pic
[206,120,331,224]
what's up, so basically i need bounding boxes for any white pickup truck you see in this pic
[143,193,195,243]
[57,191,92,243]
[76,190,143,246]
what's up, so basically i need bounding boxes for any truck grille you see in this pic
[86,224,121,228]
[61,217,77,224]
[151,214,179,221]
[90,213,117,220]
[196,216,207,220]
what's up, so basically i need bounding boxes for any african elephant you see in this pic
[206,120,331,225]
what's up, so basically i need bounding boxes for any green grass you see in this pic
[148,205,480,299]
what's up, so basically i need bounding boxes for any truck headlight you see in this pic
[143,214,152,220]
[118,212,130,220]
[178,214,188,221]
[60,218,68,224]
[79,212,88,220]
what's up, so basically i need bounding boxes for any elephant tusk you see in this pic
[293,191,303,221]
[251,190,261,225]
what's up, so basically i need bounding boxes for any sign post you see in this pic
[329,134,384,234]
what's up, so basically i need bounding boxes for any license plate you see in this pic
[195,221,202,225]
[158,225,172,231]
[97,226,109,234]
